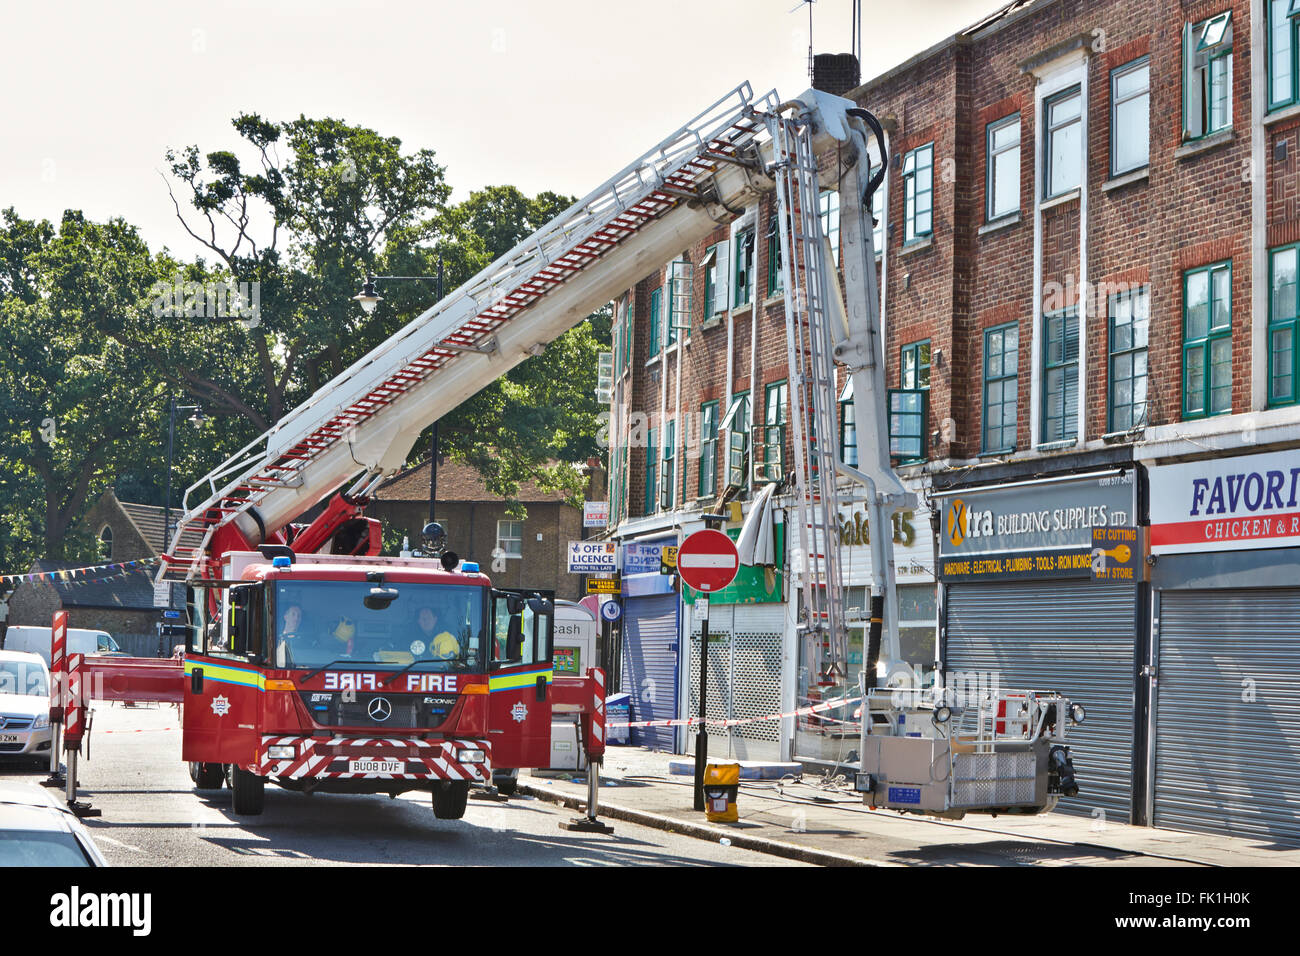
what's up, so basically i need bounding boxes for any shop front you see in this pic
[681,524,787,762]
[935,471,1140,821]
[792,497,937,768]
[1146,447,1300,845]
[619,538,681,753]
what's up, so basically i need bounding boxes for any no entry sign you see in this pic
[677,529,740,593]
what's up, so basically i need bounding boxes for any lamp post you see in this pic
[352,257,446,528]
[163,396,206,608]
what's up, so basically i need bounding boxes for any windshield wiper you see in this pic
[300,659,360,683]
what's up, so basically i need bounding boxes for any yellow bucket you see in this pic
[703,763,740,823]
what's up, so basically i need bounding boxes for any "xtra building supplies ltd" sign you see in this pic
[1149,449,1300,555]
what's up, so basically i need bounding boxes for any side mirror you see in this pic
[527,597,554,616]
[505,615,524,661]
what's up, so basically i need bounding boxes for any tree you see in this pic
[0,209,170,562]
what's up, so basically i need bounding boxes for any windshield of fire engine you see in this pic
[270,581,485,672]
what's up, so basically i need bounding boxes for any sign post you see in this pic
[678,523,740,811]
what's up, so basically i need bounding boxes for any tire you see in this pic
[190,762,225,789]
[230,765,266,815]
[494,770,518,797]
[433,781,469,820]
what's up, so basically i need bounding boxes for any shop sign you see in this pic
[622,543,664,575]
[586,576,621,595]
[936,473,1135,559]
[567,541,617,574]
[583,502,609,528]
[1091,526,1140,581]
[836,505,935,585]
[682,525,784,605]
[1149,449,1300,555]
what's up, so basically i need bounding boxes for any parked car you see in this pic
[2,625,124,666]
[0,783,108,866]
[0,651,53,768]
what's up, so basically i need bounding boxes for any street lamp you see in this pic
[352,259,446,527]
[163,396,205,608]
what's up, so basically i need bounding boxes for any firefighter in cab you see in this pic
[415,606,459,660]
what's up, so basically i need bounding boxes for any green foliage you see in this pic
[0,119,612,571]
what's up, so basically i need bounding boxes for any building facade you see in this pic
[605,0,1300,844]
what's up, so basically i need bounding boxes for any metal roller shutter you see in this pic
[621,594,680,752]
[686,605,784,761]
[1154,589,1300,845]
[944,580,1136,820]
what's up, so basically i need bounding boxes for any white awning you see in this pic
[736,481,778,567]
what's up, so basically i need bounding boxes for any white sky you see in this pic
[1,0,995,258]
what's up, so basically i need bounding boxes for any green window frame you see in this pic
[1108,286,1151,432]
[660,420,676,511]
[986,115,1020,221]
[983,323,1019,454]
[734,228,755,307]
[1182,261,1233,419]
[648,286,662,358]
[699,401,719,496]
[888,390,927,464]
[703,245,717,318]
[645,427,658,514]
[756,381,788,484]
[901,340,931,390]
[839,378,858,467]
[721,391,750,491]
[1041,307,1080,443]
[766,214,784,295]
[1044,87,1082,198]
[820,190,840,265]
[1269,1,1300,111]
[1269,244,1299,406]
[1111,57,1150,176]
[902,144,933,244]
[1183,12,1233,140]
[666,272,679,347]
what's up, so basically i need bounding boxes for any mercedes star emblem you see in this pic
[367,697,393,722]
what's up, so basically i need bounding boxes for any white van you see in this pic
[1,626,123,666]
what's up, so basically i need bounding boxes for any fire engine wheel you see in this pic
[190,761,226,789]
[231,765,266,815]
[494,771,519,797]
[433,781,469,820]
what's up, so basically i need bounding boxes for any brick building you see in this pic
[604,0,1300,843]
[4,490,179,656]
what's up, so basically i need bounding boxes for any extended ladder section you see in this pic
[160,83,781,582]
[766,110,850,685]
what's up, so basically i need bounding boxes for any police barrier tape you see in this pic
[606,695,863,730]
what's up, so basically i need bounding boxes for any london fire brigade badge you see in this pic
[210,695,231,716]
[510,702,528,723]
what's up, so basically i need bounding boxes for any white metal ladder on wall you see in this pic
[766,111,850,686]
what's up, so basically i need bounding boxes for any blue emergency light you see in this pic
[461,562,479,574]
[272,556,292,568]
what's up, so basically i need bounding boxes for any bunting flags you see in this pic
[0,557,161,589]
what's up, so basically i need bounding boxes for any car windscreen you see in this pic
[0,661,49,697]
[270,580,485,672]
[0,829,93,866]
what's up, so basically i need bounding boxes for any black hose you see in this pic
[847,107,888,201]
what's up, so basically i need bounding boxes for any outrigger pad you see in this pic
[40,775,66,789]
[67,801,101,818]
[559,816,614,834]
[469,787,510,802]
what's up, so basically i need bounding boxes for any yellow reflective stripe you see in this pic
[183,660,265,691]
[489,669,554,692]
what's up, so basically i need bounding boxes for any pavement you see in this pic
[519,747,1300,867]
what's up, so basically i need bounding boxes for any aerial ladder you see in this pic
[50,82,1082,824]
